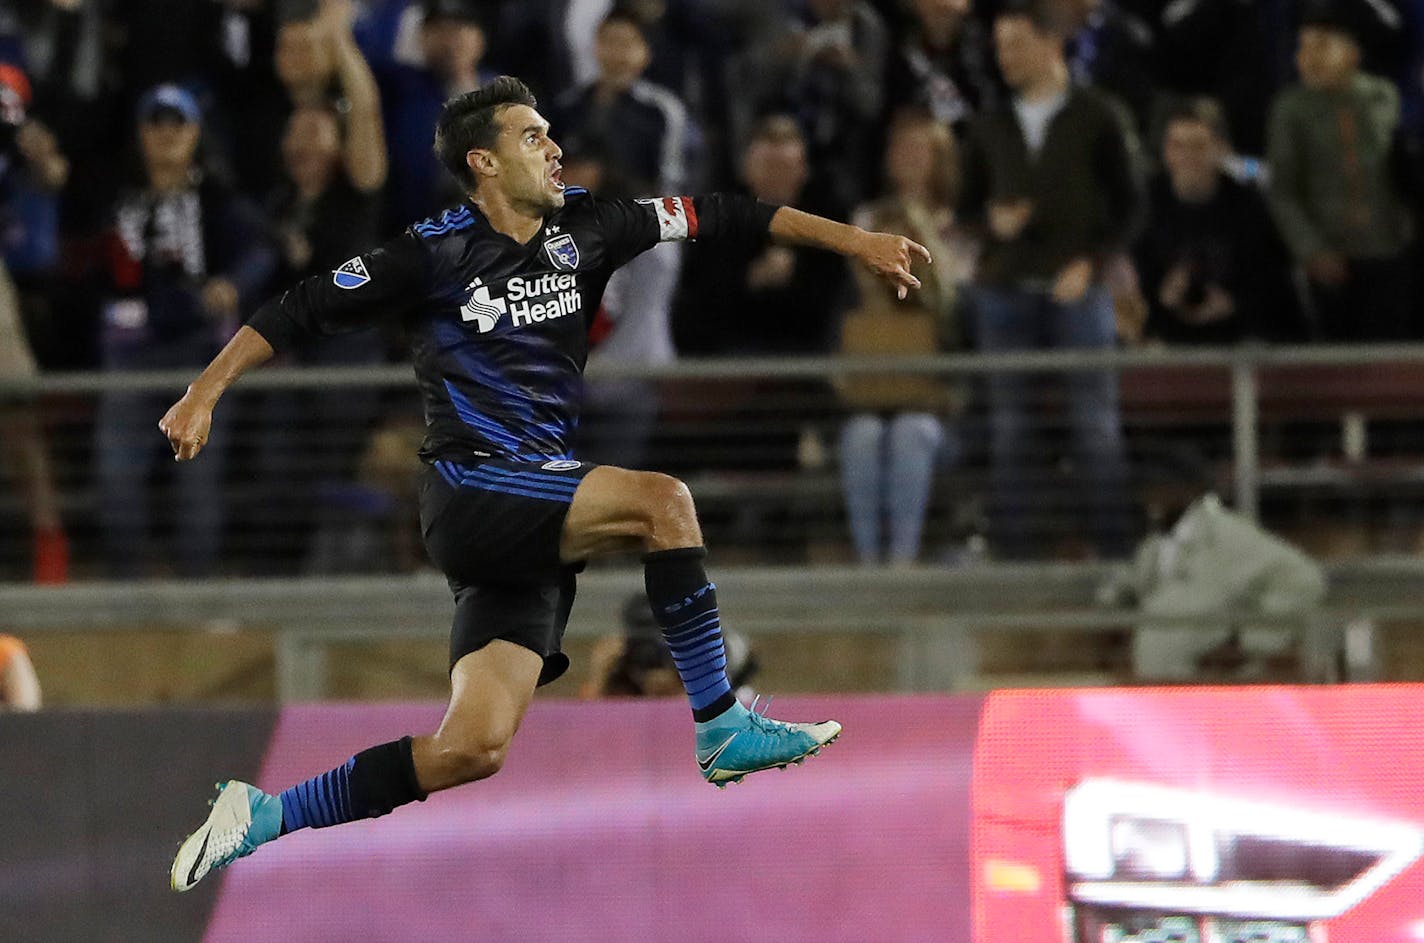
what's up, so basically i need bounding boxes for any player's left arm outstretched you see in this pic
[765,204,932,300]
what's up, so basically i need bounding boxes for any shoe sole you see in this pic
[707,722,843,788]
[169,781,250,893]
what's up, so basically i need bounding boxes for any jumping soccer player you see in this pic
[164,76,930,891]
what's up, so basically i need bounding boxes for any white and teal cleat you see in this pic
[169,780,282,892]
[695,697,842,787]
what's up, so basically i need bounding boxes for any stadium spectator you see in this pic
[1061,0,1158,133]
[1134,97,1302,343]
[0,62,68,583]
[250,81,389,572]
[94,85,275,578]
[376,0,493,228]
[1266,1,1415,341]
[886,0,1000,135]
[0,634,41,710]
[674,114,851,355]
[958,0,1140,559]
[548,9,692,194]
[1152,0,1280,154]
[785,0,890,208]
[0,0,118,223]
[837,109,965,565]
[204,0,289,200]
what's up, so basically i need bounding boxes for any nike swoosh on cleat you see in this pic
[185,830,211,888]
[696,734,738,772]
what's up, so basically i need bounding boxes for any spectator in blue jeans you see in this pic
[958,0,1141,559]
[95,86,275,577]
[838,110,967,565]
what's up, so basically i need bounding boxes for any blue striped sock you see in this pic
[644,547,736,721]
[279,759,355,831]
[277,736,425,834]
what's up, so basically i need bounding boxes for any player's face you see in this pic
[487,104,565,213]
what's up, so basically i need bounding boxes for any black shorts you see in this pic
[420,457,598,685]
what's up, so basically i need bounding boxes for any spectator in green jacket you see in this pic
[1266,0,1415,341]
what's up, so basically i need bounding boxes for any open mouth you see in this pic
[550,165,565,191]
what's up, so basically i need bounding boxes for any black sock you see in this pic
[278,735,427,834]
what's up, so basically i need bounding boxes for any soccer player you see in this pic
[165,76,930,892]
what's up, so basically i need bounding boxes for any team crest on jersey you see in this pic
[542,460,581,471]
[543,233,580,271]
[332,256,371,290]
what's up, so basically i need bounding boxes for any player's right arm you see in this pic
[161,233,431,462]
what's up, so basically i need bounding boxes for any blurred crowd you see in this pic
[2,0,1423,578]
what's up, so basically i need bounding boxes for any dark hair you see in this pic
[433,75,538,189]
[599,8,649,43]
[748,113,806,149]
[1299,0,1365,41]
[1160,96,1229,143]
[994,0,1070,38]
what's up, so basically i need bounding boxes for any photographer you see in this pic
[582,595,759,701]
[1134,98,1302,344]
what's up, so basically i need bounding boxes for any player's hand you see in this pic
[856,230,931,300]
[159,389,215,462]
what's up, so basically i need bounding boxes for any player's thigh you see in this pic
[434,639,544,751]
[558,465,700,561]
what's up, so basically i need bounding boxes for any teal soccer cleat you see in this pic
[169,780,282,892]
[694,697,842,787]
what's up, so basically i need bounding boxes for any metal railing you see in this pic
[3,342,1424,582]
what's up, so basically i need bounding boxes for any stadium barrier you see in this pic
[3,559,1424,700]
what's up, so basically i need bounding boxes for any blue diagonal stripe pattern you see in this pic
[436,460,581,504]
[279,761,355,831]
[413,206,474,238]
[650,579,732,712]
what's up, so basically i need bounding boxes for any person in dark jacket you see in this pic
[1135,97,1303,343]
[958,0,1141,559]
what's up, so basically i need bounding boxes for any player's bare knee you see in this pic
[445,738,510,783]
[432,724,516,783]
[639,473,699,545]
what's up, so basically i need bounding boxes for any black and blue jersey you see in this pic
[247,189,776,464]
